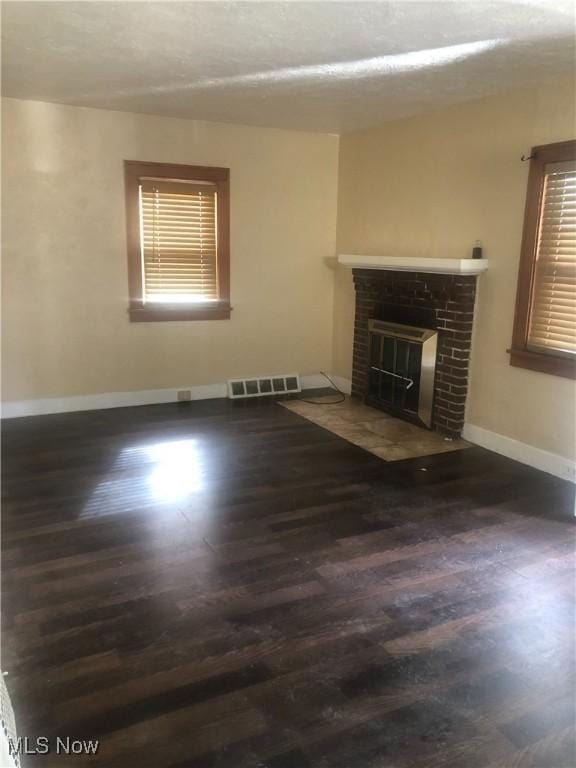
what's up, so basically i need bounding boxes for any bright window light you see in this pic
[145,295,218,304]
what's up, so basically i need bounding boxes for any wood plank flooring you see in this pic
[2,396,575,767]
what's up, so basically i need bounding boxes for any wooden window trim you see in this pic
[124,160,231,322]
[508,140,576,379]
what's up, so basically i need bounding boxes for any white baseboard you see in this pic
[300,373,351,395]
[1,373,352,419]
[1,384,228,419]
[463,422,576,484]
[328,375,352,395]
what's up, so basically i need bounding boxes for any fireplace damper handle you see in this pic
[370,366,414,390]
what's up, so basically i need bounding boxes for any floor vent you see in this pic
[228,374,301,399]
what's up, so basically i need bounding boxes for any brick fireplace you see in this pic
[351,268,478,438]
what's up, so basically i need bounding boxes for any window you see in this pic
[510,140,576,378]
[124,161,230,321]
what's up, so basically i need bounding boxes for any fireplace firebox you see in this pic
[367,320,437,428]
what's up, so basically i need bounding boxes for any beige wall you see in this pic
[335,79,575,460]
[2,98,339,401]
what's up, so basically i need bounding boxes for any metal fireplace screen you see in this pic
[367,319,437,428]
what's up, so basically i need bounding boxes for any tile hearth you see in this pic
[282,395,469,461]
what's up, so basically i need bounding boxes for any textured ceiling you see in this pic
[2,1,575,134]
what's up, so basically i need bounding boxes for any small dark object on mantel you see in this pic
[472,240,483,259]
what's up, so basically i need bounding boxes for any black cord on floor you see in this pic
[296,372,347,405]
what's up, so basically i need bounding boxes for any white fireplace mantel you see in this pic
[337,254,489,275]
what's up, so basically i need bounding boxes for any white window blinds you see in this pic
[140,179,218,303]
[528,160,576,356]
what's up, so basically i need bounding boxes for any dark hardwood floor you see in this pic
[2,396,575,767]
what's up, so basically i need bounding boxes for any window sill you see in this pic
[129,303,231,322]
[508,347,576,379]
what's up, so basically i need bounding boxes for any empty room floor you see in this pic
[2,397,575,768]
